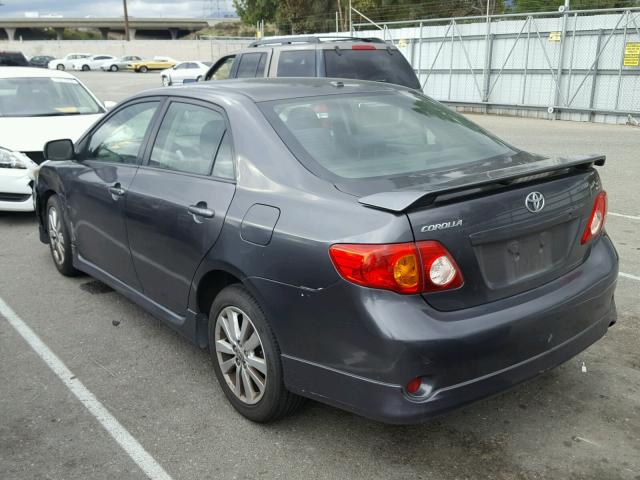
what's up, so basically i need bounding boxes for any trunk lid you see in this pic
[351,154,606,311]
[407,169,601,310]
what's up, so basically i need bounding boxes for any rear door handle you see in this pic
[188,204,215,219]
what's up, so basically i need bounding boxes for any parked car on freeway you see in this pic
[0,51,29,67]
[203,36,421,90]
[48,53,91,71]
[0,67,111,212]
[100,55,142,72]
[72,54,118,71]
[28,55,55,68]
[160,61,212,86]
[128,56,177,73]
[34,79,617,423]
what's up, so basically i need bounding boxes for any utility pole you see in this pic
[123,0,131,41]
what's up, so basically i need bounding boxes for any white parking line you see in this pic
[609,212,640,221]
[0,297,173,480]
[620,272,640,282]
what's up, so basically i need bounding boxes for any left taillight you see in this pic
[581,191,607,245]
[329,241,463,294]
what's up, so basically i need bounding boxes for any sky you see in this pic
[0,0,236,18]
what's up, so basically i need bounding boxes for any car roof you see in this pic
[135,77,407,103]
[0,66,79,79]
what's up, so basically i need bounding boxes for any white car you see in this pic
[48,53,91,71]
[0,67,112,212]
[160,61,212,86]
[72,54,118,71]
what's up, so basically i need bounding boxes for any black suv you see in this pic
[203,36,421,90]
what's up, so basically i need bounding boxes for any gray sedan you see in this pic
[34,78,617,424]
[100,55,142,72]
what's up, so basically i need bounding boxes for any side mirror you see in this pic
[103,100,117,110]
[44,139,75,161]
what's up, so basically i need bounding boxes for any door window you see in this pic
[277,50,315,77]
[149,102,230,177]
[236,53,265,78]
[210,56,235,80]
[85,101,159,164]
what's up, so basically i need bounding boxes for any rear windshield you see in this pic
[324,49,420,90]
[260,91,514,183]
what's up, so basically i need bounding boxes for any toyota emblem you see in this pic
[525,192,545,213]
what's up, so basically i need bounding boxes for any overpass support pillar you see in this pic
[4,27,17,41]
[55,28,64,40]
[99,28,110,40]
[128,28,136,40]
[169,28,179,40]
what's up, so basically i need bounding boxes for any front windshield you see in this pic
[0,76,103,117]
[260,91,514,180]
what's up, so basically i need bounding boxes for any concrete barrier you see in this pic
[0,39,252,62]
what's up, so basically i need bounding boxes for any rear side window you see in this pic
[324,49,421,90]
[277,51,315,77]
[149,102,228,177]
[236,53,266,79]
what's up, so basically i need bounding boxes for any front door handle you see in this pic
[188,204,215,220]
[108,183,126,198]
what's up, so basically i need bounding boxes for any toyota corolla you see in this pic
[34,79,618,424]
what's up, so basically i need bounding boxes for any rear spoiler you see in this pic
[358,155,605,213]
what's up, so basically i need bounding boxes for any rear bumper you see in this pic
[282,301,614,424]
[251,234,618,424]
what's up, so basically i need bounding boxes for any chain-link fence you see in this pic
[353,7,640,123]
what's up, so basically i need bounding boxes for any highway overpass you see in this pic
[0,17,238,40]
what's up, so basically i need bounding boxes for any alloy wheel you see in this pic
[48,206,65,265]
[214,306,267,405]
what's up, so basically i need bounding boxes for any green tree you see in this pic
[233,0,277,25]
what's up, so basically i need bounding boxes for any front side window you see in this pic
[0,77,103,117]
[149,102,229,176]
[86,102,159,164]
[210,56,235,80]
[260,91,513,182]
[277,50,315,77]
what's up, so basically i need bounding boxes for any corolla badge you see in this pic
[525,191,545,213]
[421,219,463,233]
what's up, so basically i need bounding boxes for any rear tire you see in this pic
[46,195,79,277]
[56,64,65,70]
[208,284,304,422]
[139,66,148,73]
[81,64,90,71]
[109,64,118,72]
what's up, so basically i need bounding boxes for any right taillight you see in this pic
[329,240,463,294]
[417,241,464,292]
[581,191,607,245]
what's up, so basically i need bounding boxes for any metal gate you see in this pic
[352,7,640,123]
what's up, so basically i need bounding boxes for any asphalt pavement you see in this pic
[1,71,639,480]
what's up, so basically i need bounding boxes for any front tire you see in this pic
[208,285,303,422]
[139,65,148,73]
[46,195,79,277]
[161,75,171,86]
[56,64,65,70]
[81,64,90,71]
[109,64,118,72]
